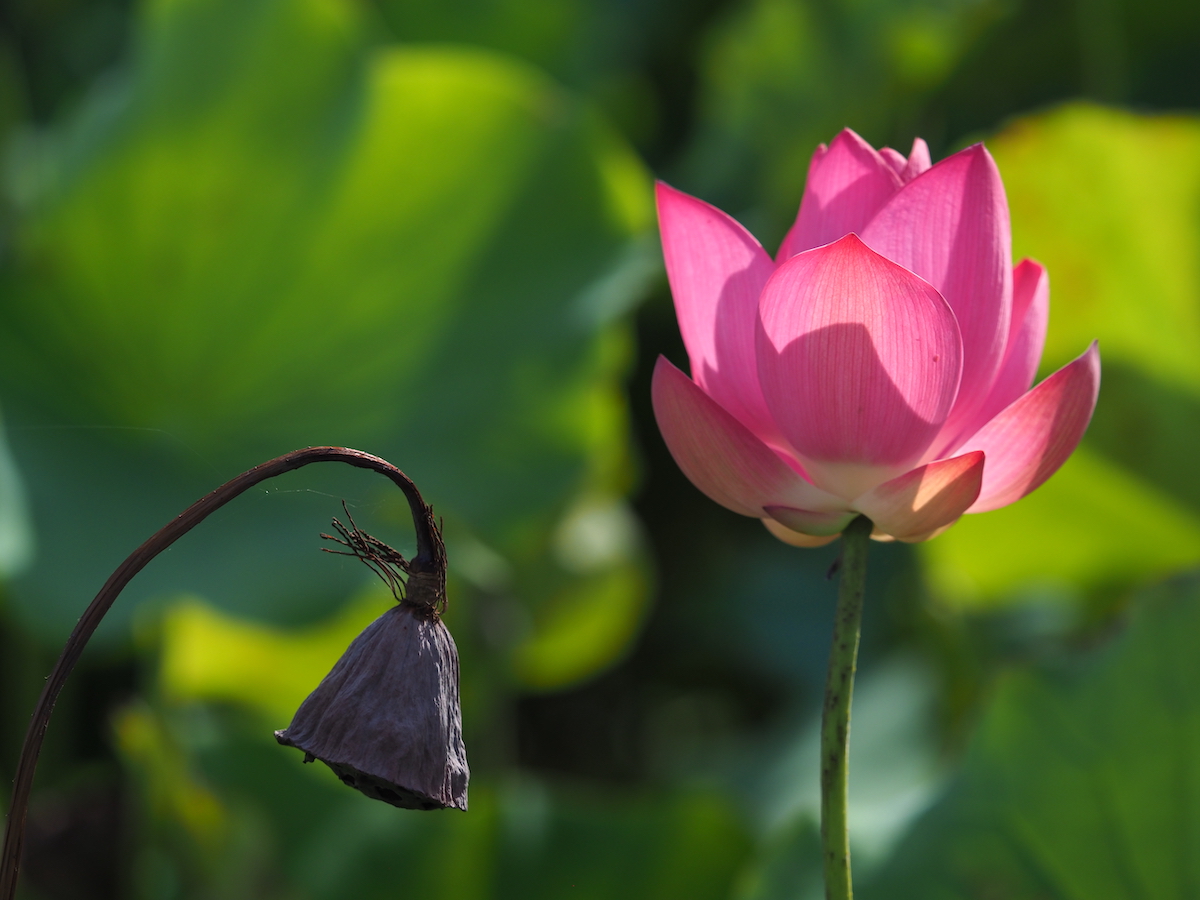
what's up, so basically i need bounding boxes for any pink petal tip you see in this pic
[961,342,1101,513]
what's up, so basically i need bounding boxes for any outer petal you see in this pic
[961,258,1050,441]
[876,521,957,543]
[764,505,857,536]
[656,182,778,438]
[777,129,903,260]
[854,451,984,541]
[652,356,848,517]
[901,138,931,182]
[862,144,1013,448]
[756,235,963,497]
[762,518,840,548]
[960,342,1100,513]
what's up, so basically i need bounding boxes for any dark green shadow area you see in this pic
[863,569,1200,899]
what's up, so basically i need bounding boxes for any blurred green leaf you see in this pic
[683,0,997,231]
[511,560,647,689]
[924,447,1200,606]
[115,702,228,858]
[920,104,1200,607]
[734,815,823,900]
[863,571,1200,898]
[997,105,1200,386]
[158,589,395,725]
[120,694,753,899]
[0,0,655,683]
[512,494,649,687]
[734,656,945,900]
[372,0,674,150]
[0,409,32,578]
[377,0,590,83]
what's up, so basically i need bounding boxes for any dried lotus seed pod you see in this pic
[276,513,468,811]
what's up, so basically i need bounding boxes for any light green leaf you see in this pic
[924,448,1200,607]
[996,105,1200,386]
[511,558,647,689]
[157,589,395,726]
[863,572,1200,899]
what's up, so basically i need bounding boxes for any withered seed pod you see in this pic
[276,511,469,811]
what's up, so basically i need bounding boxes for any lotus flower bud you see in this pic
[276,512,469,811]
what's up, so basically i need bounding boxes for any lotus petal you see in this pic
[966,258,1051,438]
[777,129,903,260]
[901,138,931,182]
[929,259,1052,458]
[854,452,984,541]
[756,235,963,496]
[880,146,908,174]
[961,343,1101,513]
[762,518,841,548]
[656,181,778,437]
[652,356,846,516]
[879,521,957,544]
[764,505,857,536]
[863,144,1013,445]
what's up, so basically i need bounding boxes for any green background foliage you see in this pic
[922,105,1200,610]
[864,574,1200,899]
[0,0,1198,897]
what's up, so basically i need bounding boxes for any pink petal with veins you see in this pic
[862,144,1013,449]
[962,259,1051,443]
[961,343,1101,513]
[652,356,847,517]
[854,452,984,541]
[756,235,963,496]
[656,181,778,439]
[777,129,903,261]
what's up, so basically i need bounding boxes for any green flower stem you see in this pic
[820,514,872,900]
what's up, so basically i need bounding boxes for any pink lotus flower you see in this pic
[652,129,1100,546]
